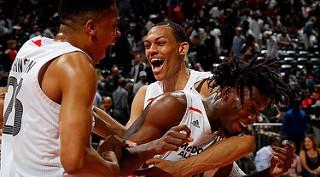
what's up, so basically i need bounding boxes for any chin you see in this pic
[154,74,164,81]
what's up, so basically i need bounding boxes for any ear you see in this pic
[221,87,236,102]
[178,42,189,55]
[85,20,97,36]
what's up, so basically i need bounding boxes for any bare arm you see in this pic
[125,85,147,128]
[119,92,191,175]
[91,84,147,138]
[136,135,256,177]
[299,150,315,174]
[54,53,118,176]
[180,135,255,176]
[92,106,126,138]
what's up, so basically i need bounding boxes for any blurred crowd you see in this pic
[1,0,320,176]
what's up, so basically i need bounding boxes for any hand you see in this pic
[98,135,128,160]
[152,124,192,154]
[269,140,294,176]
[134,158,181,177]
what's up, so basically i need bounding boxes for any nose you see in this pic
[146,43,158,57]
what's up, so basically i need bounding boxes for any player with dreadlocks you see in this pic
[98,57,294,176]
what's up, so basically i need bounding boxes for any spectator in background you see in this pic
[4,39,17,61]
[299,134,320,177]
[303,17,318,51]
[282,141,302,177]
[282,98,310,153]
[277,27,294,50]
[112,77,129,125]
[130,51,146,83]
[133,70,148,95]
[100,96,114,116]
[104,65,122,96]
[241,34,259,63]
[231,26,246,58]
[255,137,282,172]
[264,30,278,59]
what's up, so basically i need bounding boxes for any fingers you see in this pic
[125,140,137,148]
[99,150,118,164]
[98,135,127,159]
[158,124,192,153]
[171,124,192,140]
[167,124,192,143]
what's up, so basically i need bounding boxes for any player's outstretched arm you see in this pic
[92,106,126,138]
[136,135,255,177]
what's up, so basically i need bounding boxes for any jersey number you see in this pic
[3,76,23,136]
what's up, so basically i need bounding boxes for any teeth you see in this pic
[151,58,164,62]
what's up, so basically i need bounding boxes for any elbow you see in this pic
[61,151,85,174]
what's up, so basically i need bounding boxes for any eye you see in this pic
[144,43,151,49]
[157,40,166,46]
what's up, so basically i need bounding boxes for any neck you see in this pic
[58,25,85,49]
[162,67,189,92]
[57,25,95,65]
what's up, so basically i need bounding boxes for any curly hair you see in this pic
[208,58,289,105]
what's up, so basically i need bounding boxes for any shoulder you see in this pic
[53,51,96,88]
[150,91,187,109]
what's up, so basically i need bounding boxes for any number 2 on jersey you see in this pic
[3,76,23,136]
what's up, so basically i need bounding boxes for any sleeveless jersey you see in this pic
[0,36,84,177]
[158,91,223,176]
[144,69,212,108]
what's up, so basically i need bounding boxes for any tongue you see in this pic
[152,64,164,74]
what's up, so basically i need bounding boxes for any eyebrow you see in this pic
[144,36,167,43]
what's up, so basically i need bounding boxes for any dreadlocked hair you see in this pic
[208,58,289,105]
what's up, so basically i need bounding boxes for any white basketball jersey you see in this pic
[0,36,83,177]
[158,91,223,176]
[144,69,212,108]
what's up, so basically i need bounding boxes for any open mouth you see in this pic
[150,58,164,67]
[150,58,165,74]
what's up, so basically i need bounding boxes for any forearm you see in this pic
[93,107,126,137]
[119,141,159,176]
[175,135,255,176]
[65,147,119,177]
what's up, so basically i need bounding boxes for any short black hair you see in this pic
[58,0,116,23]
[209,58,288,105]
[154,21,187,42]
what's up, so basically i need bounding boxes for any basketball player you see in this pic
[93,21,214,136]
[0,0,192,176]
[0,0,121,176]
[110,58,294,176]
